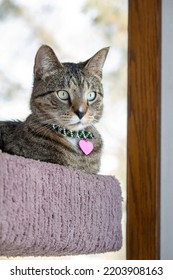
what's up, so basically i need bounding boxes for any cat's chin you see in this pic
[68,122,89,131]
[69,123,85,131]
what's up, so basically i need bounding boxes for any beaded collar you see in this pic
[52,124,95,139]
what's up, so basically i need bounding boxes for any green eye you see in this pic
[57,90,69,100]
[87,91,96,101]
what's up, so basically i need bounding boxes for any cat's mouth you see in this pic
[66,115,90,131]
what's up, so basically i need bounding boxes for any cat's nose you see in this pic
[75,109,86,119]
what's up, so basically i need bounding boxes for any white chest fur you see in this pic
[66,137,79,148]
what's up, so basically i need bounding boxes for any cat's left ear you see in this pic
[83,47,109,80]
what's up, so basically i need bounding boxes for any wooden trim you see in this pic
[127,0,161,259]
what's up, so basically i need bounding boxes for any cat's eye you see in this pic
[57,90,69,101]
[87,91,96,102]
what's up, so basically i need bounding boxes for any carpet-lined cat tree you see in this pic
[0,150,122,257]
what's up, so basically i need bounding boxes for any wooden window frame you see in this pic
[127,0,161,259]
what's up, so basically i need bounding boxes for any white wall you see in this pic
[161,0,173,260]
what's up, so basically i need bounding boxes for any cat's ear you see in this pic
[34,45,64,80]
[83,47,109,79]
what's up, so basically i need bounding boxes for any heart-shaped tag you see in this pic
[79,139,94,155]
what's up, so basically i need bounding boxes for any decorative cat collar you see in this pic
[52,124,94,155]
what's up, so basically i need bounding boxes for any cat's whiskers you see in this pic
[31,112,97,134]
[31,114,59,126]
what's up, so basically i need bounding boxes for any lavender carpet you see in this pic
[0,150,122,257]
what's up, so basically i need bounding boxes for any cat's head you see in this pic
[31,45,109,131]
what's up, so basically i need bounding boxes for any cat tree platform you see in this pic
[0,150,122,257]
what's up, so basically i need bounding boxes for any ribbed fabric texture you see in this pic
[0,150,122,257]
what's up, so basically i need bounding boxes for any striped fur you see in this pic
[0,45,109,173]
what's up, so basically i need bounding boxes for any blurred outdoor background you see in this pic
[0,0,128,259]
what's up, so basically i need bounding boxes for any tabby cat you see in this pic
[0,45,109,173]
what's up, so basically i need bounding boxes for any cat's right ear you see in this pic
[34,45,64,80]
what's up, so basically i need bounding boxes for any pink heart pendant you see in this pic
[79,139,94,155]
